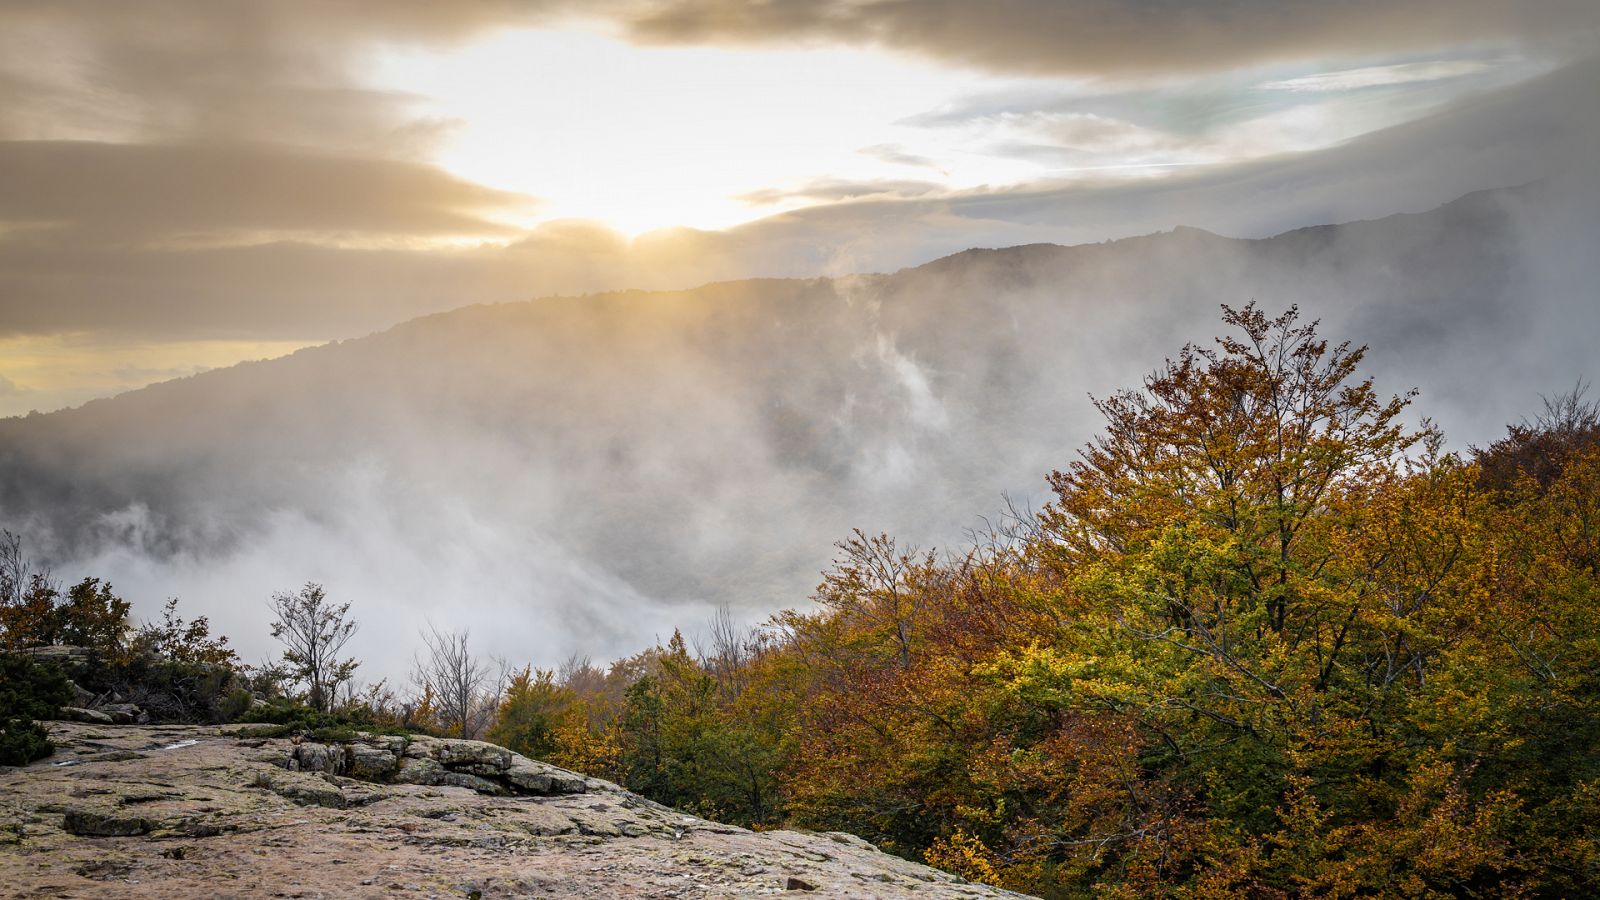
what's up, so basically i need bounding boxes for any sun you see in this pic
[367,27,1046,237]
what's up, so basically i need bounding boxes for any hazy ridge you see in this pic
[0,182,1589,673]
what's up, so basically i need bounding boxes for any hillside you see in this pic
[0,183,1574,670]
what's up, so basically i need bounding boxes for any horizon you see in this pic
[1,2,1596,416]
[0,184,1519,422]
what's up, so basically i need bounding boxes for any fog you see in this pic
[2,172,1595,679]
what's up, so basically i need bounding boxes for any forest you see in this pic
[4,304,1598,898]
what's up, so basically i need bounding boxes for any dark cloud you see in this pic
[624,0,1597,76]
[0,141,531,243]
[2,1,1591,159]
[0,1,563,150]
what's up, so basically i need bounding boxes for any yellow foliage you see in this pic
[924,829,1002,887]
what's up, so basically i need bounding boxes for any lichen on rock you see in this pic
[0,721,1023,898]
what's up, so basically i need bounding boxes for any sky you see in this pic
[0,0,1596,417]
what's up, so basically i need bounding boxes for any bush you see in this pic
[0,654,74,766]
[95,655,249,724]
[237,700,411,737]
[78,597,250,724]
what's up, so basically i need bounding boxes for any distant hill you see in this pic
[0,184,1581,670]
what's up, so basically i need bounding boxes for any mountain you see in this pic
[0,182,1591,673]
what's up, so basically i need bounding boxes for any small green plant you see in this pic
[237,700,413,739]
[0,654,74,765]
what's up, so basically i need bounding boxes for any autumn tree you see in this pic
[487,666,575,760]
[133,597,239,667]
[816,530,934,671]
[1475,380,1600,492]
[0,532,131,655]
[614,631,785,826]
[268,583,358,715]
[969,303,1512,890]
[55,578,133,654]
[465,307,1600,896]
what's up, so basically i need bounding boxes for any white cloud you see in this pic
[1261,59,1498,92]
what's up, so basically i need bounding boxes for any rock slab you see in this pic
[0,722,1027,899]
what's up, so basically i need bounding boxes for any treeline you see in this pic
[0,568,532,749]
[494,306,1600,897]
[4,304,1598,896]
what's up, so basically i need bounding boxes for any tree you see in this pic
[816,530,935,671]
[268,583,358,715]
[0,569,130,657]
[613,630,786,826]
[487,666,575,759]
[134,597,239,667]
[1476,380,1600,493]
[0,530,39,606]
[0,530,61,651]
[410,624,498,738]
[55,578,132,654]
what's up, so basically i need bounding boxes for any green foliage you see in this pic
[55,578,133,654]
[611,631,786,826]
[268,583,359,715]
[78,597,248,723]
[487,666,575,760]
[0,718,53,767]
[0,654,74,765]
[237,698,412,738]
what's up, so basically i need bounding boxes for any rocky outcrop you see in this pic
[0,722,1026,898]
[265,733,595,798]
[54,707,114,725]
[18,645,96,673]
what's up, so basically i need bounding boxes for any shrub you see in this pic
[0,654,74,766]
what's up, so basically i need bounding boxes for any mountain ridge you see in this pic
[0,181,1570,674]
[0,183,1526,426]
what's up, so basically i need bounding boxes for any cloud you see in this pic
[1260,59,1500,92]
[857,143,945,171]
[0,1,566,150]
[3,2,1591,159]
[736,178,945,207]
[0,56,1592,344]
[623,0,1597,77]
[0,141,531,243]
[754,56,1599,250]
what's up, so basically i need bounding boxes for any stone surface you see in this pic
[54,707,112,725]
[65,681,94,708]
[94,703,145,725]
[0,721,1027,899]
[19,646,95,673]
[60,810,153,837]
